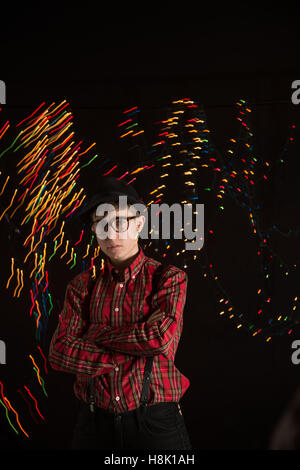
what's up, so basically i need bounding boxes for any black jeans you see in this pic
[71,401,192,450]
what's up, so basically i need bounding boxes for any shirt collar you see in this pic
[106,245,145,282]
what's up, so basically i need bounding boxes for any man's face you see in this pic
[90,203,145,263]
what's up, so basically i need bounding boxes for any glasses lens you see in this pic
[112,217,128,232]
[91,217,133,234]
[90,220,108,234]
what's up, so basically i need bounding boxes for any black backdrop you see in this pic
[0,4,300,451]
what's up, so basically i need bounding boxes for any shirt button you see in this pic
[115,307,119,311]
[132,275,135,279]
[115,396,120,401]
[119,283,123,288]
[115,367,119,371]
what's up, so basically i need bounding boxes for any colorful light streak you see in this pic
[0,97,298,443]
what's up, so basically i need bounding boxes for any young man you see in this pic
[48,176,192,450]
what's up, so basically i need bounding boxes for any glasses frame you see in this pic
[90,215,139,234]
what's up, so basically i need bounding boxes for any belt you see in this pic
[88,401,180,418]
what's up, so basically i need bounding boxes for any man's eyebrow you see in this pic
[92,214,122,220]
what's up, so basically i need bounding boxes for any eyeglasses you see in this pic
[90,216,139,234]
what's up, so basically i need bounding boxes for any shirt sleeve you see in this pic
[48,275,133,376]
[94,268,188,360]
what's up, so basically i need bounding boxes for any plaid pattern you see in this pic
[48,246,190,412]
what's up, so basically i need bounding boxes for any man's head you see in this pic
[89,199,146,265]
[77,176,146,267]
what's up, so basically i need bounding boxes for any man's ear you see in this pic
[137,215,146,232]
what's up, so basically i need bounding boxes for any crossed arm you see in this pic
[48,276,133,377]
[92,269,188,360]
[48,269,187,377]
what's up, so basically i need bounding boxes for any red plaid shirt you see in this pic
[48,246,190,412]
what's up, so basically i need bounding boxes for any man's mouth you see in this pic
[108,245,122,249]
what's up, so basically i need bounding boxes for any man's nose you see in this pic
[107,225,119,239]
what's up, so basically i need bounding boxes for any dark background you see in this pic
[0,3,300,451]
